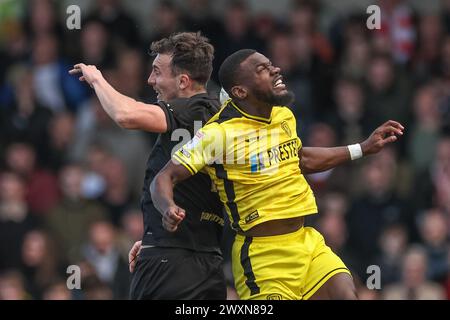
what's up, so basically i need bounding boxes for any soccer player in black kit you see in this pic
[70,32,226,299]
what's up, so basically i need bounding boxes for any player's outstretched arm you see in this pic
[150,160,193,232]
[300,120,404,174]
[69,63,167,133]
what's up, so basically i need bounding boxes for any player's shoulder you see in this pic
[166,93,220,116]
[273,105,295,117]
[206,99,244,126]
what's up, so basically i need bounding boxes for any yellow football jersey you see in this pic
[173,99,317,232]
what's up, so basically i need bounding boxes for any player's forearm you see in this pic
[150,173,177,215]
[91,76,139,128]
[300,146,352,174]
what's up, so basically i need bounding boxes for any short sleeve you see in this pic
[172,123,224,175]
[157,96,218,133]
[155,101,175,132]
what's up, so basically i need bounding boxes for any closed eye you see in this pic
[256,63,272,73]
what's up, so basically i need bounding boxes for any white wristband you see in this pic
[347,143,363,160]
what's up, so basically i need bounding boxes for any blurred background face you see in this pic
[121,209,144,242]
[367,57,394,91]
[59,165,84,199]
[268,33,294,73]
[363,148,396,196]
[89,221,116,254]
[0,272,25,300]
[224,4,248,38]
[379,225,407,258]
[22,230,47,266]
[420,209,448,247]
[414,86,440,127]
[32,34,58,65]
[42,282,72,300]
[5,143,36,176]
[0,172,25,202]
[402,249,427,288]
[335,80,363,121]
[49,113,75,149]
[81,21,108,62]
[307,123,337,147]
[30,0,56,34]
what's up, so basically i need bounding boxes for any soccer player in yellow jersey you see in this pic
[150,49,404,300]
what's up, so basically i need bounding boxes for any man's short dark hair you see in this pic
[150,32,214,86]
[218,49,256,97]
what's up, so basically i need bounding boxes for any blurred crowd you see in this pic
[0,0,450,300]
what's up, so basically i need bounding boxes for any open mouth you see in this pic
[273,76,286,89]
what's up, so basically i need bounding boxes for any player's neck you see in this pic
[180,86,207,99]
[235,99,272,119]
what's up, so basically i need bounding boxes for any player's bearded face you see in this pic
[253,85,295,106]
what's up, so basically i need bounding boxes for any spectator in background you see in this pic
[42,280,72,300]
[23,0,64,42]
[437,35,450,79]
[0,271,29,300]
[315,191,360,280]
[148,1,184,45]
[120,209,144,243]
[182,0,223,45]
[375,0,416,64]
[76,19,116,70]
[114,49,147,100]
[327,77,370,146]
[214,0,264,79]
[407,84,442,172]
[304,122,338,195]
[20,229,65,299]
[347,147,410,274]
[375,224,408,286]
[87,0,141,49]
[413,134,450,211]
[412,15,443,82]
[0,172,39,272]
[418,208,450,283]
[365,54,412,135]
[31,33,89,113]
[43,112,77,171]
[71,96,151,200]
[97,156,133,226]
[383,245,446,300]
[4,143,59,216]
[81,220,129,299]
[46,163,106,263]
[0,65,53,163]
[338,36,371,81]
[289,0,334,64]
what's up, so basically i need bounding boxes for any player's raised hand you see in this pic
[128,240,142,273]
[361,120,405,155]
[162,205,186,232]
[68,63,102,88]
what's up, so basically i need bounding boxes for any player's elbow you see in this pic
[115,110,135,129]
[300,156,322,174]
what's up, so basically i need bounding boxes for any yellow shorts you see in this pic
[232,226,351,300]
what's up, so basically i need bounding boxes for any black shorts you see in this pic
[130,247,226,300]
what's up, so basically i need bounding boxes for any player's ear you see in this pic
[178,74,190,90]
[231,86,247,99]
